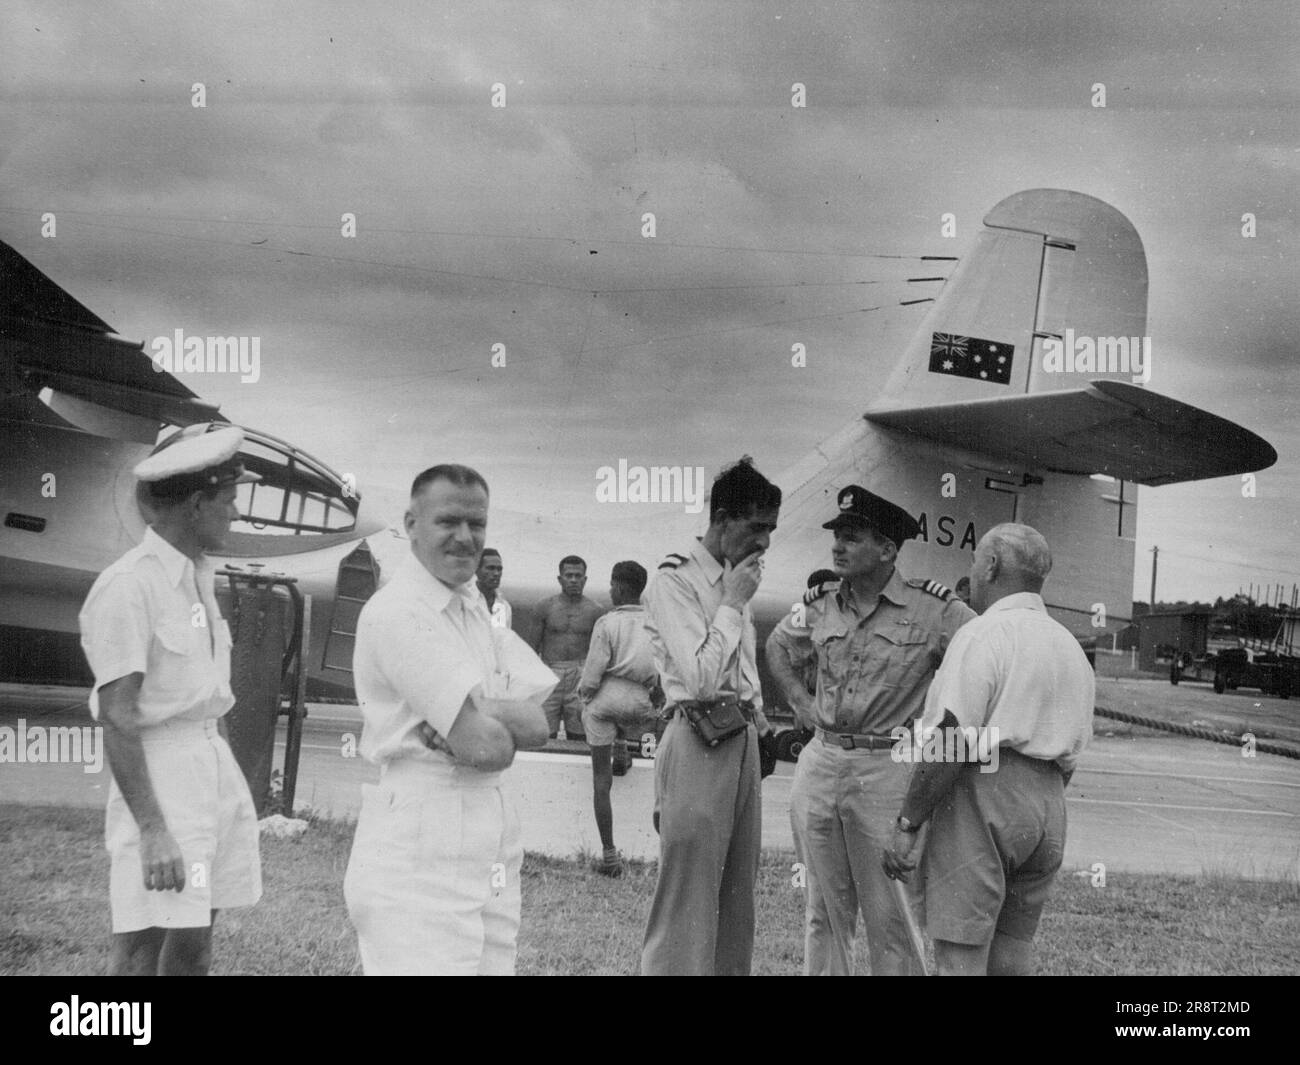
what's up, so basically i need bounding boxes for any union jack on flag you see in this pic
[931,334,968,360]
[928,332,1013,384]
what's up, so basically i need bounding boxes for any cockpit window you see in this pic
[230,429,358,535]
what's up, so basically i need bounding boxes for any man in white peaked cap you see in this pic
[79,423,264,975]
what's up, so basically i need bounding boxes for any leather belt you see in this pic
[668,698,755,721]
[815,727,899,751]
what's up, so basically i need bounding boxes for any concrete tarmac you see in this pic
[2,683,1296,880]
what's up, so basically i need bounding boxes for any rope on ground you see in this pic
[1094,706,1300,760]
[299,695,1300,759]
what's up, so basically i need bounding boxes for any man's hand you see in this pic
[721,550,764,611]
[139,824,187,892]
[881,825,920,884]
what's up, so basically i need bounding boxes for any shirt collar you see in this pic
[881,568,909,606]
[837,567,908,611]
[612,603,644,613]
[399,553,480,615]
[142,526,195,588]
[982,591,1047,615]
[690,538,725,585]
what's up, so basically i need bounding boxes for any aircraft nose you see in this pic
[349,494,387,540]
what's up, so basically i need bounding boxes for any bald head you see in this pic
[969,523,1052,613]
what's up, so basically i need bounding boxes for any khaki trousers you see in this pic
[641,714,761,975]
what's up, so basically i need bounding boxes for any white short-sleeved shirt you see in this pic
[920,592,1094,774]
[78,527,234,725]
[488,594,513,631]
[354,554,556,767]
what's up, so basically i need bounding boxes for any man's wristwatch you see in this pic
[895,815,920,834]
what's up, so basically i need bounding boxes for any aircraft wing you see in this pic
[0,240,222,428]
[865,379,1277,486]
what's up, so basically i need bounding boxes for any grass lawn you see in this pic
[2,803,1296,976]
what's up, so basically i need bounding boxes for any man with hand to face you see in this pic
[640,458,782,976]
[344,464,556,975]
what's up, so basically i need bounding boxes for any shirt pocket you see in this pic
[150,617,203,701]
[155,617,197,657]
[869,627,933,689]
[811,618,849,690]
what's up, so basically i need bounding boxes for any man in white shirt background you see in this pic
[476,547,512,630]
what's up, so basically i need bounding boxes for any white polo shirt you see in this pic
[920,591,1094,774]
[79,527,234,725]
[354,554,555,766]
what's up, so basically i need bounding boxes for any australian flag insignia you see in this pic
[928,333,1013,384]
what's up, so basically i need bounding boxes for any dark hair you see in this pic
[709,456,781,523]
[559,555,587,572]
[610,560,648,598]
[410,464,489,500]
[480,548,501,560]
[806,568,838,589]
[136,478,221,511]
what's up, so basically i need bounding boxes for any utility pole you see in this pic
[1149,546,1158,610]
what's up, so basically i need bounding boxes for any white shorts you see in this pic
[105,718,262,934]
[344,757,522,975]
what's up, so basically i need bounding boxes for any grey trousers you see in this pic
[640,714,761,975]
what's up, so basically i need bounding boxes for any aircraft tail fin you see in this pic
[868,189,1275,484]
[877,188,1149,407]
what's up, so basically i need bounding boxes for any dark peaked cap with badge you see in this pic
[822,485,921,547]
[134,423,261,499]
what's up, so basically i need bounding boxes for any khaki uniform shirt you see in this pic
[781,568,974,734]
[643,540,762,713]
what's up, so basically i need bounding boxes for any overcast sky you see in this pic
[3,0,1296,603]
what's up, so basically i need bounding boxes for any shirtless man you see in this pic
[532,555,606,741]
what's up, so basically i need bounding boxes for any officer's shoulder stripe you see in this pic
[658,552,689,571]
[802,580,838,605]
[912,578,953,601]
